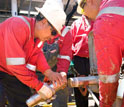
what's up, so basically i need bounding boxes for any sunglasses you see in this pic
[80,0,86,8]
[47,21,57,36]
[80,0,86,13]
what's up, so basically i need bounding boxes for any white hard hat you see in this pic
[35,0,66,34]
[77,0,86,14]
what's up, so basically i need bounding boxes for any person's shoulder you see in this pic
[72,15,86,26]
[11,16,33,30]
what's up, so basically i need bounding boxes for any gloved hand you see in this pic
[37,83,55,101]
[90,66,98,76]
[59,72,67,89]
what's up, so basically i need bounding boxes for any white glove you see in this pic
[37,83,55,100]
[60,72,66,77]
[59,72,67,89]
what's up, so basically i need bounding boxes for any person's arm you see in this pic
[57,27,73,73]
[70,20,78,56]
[5,17,43,91]
[36,49,51,73]
[36,50,64,86]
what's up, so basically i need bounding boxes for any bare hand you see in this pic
[44,69,64,87]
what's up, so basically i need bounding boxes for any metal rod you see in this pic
[11,0,18,16]
[68,76,99,87]
[87,86,99,106]
[28,0,32,17]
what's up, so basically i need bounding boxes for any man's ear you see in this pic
[87,0,93,5]
[35,18,48,30]
[41,18,48,24]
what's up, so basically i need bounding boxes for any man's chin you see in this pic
[44,38,51,42]
[41,39,47,42]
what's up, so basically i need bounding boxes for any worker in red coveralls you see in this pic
[70,1,99,106]
[0,0,68,106]
[53,27,72,76]
[78,0,124,106]
[52,27,72,107]
[43,26,72,107]
[70,16,90,107]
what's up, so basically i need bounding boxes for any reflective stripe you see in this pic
[6,58,25,65]
[99,73,119,83]
[37,41,43,48]
[57,55,71,62]
[16,16,31,38]
[61,27,69,37]
[26,64,36,71]
[97,7,124,18]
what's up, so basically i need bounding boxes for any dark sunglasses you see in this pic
[47,21,57,36]
[80,0,86,9]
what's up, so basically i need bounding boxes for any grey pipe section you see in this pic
[26,82,66,107]
[11,0,18,16]
[87,86,99,106]
[28,0,32,17]
[68,76,99,87]
[88,31,98,75]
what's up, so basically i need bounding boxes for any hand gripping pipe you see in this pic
[26,72,66,107]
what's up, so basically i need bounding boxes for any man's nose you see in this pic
[50,36,54,39]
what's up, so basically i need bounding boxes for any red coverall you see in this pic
[71,15,93,58]
[93,0,124,106]
[0,16,50,91]
[46,26,72,107]
[70,15,93,107]
[0,16,72,91]
[44,26,72,74]
[56,26,72,73]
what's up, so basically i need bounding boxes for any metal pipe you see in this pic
[87,86,99,106]
[26,72,66,107]
[28,0,32,17]
[11,0,18,16]
[26,82,66,107]
[68,76,99,87]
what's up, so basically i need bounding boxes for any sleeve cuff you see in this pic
[35,82,44,91]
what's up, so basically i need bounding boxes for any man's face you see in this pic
[35,19,58,41]
[81,0,101,20]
